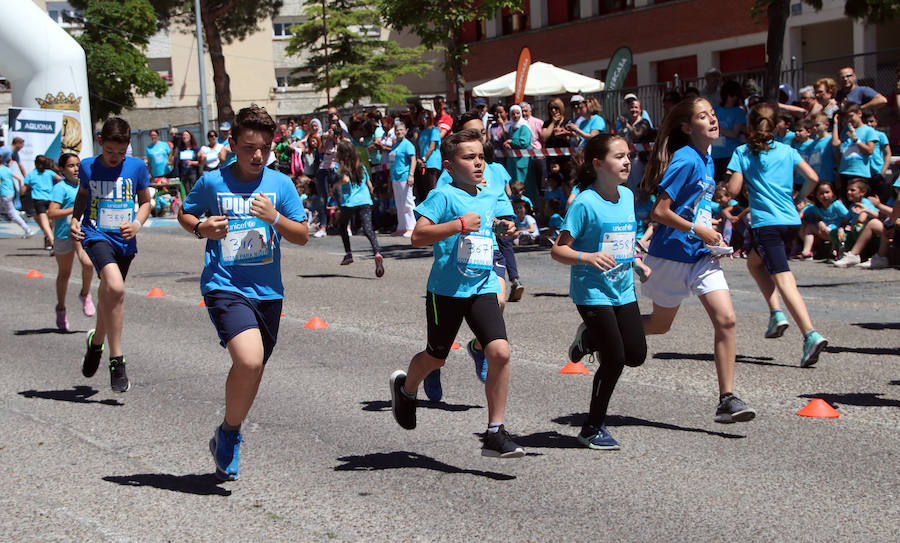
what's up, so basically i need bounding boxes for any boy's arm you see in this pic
[177,207,228,240]
[69,186,90,240]
[881,144,891,177]
[249,192,308,246]
[410,212,481,248]
[119,188,152,240]
[46,200,71,220]
[831,123,841,148]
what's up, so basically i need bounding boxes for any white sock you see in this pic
[487,423,502,433]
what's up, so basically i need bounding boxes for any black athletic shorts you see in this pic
[752,224,800,275]
[425,291,507,360]
[204,290,282,364]
[32,199,50,214]
[83,239,135,279]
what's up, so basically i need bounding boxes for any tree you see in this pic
[377,0,524,112]
[152,0,283,123]
[754,0,900,101]
[286,0,431,109]
[68,0,169,124]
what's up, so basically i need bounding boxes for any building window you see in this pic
[548,0,580,26]
[461,20,486,43]
[598,0,634,15]
[501,5,530,35]
[147,58,173,87]
[273,22,296,38]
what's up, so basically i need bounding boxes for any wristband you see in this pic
[458,216,465,233]
[271,211,280,226]
[689,224,696,238]
[576,252,583,264]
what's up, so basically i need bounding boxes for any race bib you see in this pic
[97,199,134,232]
[600,222,636,263]
[693,198,713,230]
[179,150,195,161]
[221,217,272,266]
[455,232,492,276]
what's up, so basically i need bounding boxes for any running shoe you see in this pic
[577,424,621,450]
[863,255,889,269]
[714,394,756,423]
[44,236,52,250]
[508,279,524,302]
[568,323,590,363]
[468,339,488,382]
[481,425,525,458]
[22,227,36,238]
[764,311,789,339]
[209,426,243,481]
[82,329,104,377]
[313,229,326,238]
[109,356,131,393]
[832,253,860,268]
[340,253,353,265]
[56,308,68,331]
[801,331,828,368]
[423,369,443,402]
[389,370,416,429]
[374,252,384,277]
[80,293,95,317]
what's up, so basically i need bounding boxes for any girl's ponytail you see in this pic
[746,103,776,154]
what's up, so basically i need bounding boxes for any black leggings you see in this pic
[576,302,647,429]
[338,204,380,256]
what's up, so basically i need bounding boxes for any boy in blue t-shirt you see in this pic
[389,128,525,459]
[179,106,308,481]
[71,118,151,394]
[862,109,891,199]
[832,102,878,196]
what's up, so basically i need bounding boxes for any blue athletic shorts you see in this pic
[83,239,135,279]
[752,224,800,275]
[204,290,282,364]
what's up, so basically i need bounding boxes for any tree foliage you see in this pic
[286,0,431,109]
[68,0,169,123]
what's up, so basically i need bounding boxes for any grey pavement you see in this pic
[1,222,898,542]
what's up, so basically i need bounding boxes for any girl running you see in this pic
[23,155,62,250]
[639,97,756,423]
[47,153,95,330]
[726,103,827,367]
[552,134,647,450]
[334,141,384,277]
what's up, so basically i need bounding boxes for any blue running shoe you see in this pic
[801,331,828,368]
[423,369,443,402]
[468,339,488,382]
[209,426,243,481]
[577,424,620,450]
[765,311,789,339]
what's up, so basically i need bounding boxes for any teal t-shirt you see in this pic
[390,138,416,183]
[792,138,816,187]
[577,115,606,147]
[869,130,889,177]
[711,106,746,159]
[727,141,802,228]
[339,168,373,208]
[146,141,172,177]
[49,179,78,240]
[562,185,636,306]
[802,200,849,230]
[413,183,501,298]
[0,164,14,198]
[808,136,838,183]
[417,126,442,170]
[24,169,55,201]
[839,124,878,177]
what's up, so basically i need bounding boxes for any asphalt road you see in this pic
[2,219,898,542]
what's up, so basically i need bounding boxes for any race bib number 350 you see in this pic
[97,199,134,232]
[221,217,272,266]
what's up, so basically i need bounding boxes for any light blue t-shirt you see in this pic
[435,163,513,250]
[839,124,878,177]
[869,130,889,177]
[146,141,172,177]
[802,200,849,231]
[79,156,150,256]
[792,137,816,186]
[390,138,416,183]
[414,183,502,298]
[776,130,795,146]
[417,126,442,170]
[648,145,715,263]
[808,136,838,182]
[727,141,802,228]
[24,169,55,201]
[339,168,373,208]
[711,106,746,159]
[548,213,564,229]
[49,180,78,240]
[0,164,14,198]
[181,167,307,300]
[577,115,607,147]
[562,185,636,306]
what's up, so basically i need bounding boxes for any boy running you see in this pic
[389,128,525,458]
[178,105,308,481]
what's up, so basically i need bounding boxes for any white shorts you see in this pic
[641,254,729,308]
[53,237,75,255]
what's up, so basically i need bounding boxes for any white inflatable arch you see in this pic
[1,0,93,158]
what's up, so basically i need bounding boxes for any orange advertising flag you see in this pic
[513,47,531,104]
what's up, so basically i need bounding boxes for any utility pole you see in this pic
[194,0,209,132]
[322,0,331,107]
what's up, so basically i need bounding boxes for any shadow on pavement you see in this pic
[103,473,231,496]
[652,351,793,368]
[824,345,900,356]
[531,292,568,298]
[799,392,900,408]
[334,451,515,481]
[851,322,900,330]
[552,413,745,439]
[890,380,900,386]
[298,273,376,280]
[512,430,582,449]
[360,400,482,413]
[14,328,83,335]
[19,386,123,406]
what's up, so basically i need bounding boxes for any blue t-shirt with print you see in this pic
[0,164,15,198]
[417,126,442,170]
[24,169,55,201]
[79,155,150,255]
[181,167,306,300]
[727,141,803,228]
[710,106,746,159]
[648,145,715,263]
[390,138,416,183]
[839,124,878,177]
[414,183,501,298]
[49,180,78,240]
[339,168,373,208]
[802,200,849,230]
[146,141,172,177]
[808,136,838,182]
[869,130,889,177]
[562,185,636,306]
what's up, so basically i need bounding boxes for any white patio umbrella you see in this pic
[471,61,604,97]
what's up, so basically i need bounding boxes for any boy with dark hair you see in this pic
[71,117,151,393]
[833,102,878,196]
[861,109,891,199]
[178,105,309,481]
[389,128,525,458]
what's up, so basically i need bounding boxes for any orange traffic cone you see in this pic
[281,312,285,317]
[146,287,166,297]
[198,300,206,307]
[25,269,43,278]
[451,341,461,350]
[797,398,840,418]
[559,361,591,374]
[303,317,328,329]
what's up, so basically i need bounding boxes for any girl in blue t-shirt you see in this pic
[24,154,62,250]
[726,103,827,368]
[640,97,756,424]
[551,134,647,450]
[799,181,849,258]
[334,141,383,277]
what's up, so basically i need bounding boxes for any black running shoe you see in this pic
[109,356,132,393]
[389,370,416,429]
[714,393,756,423]
[481,425,525,458]
[82,328,104,377]
[568,323,590,363]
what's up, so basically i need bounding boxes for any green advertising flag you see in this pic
[605,47,633,91]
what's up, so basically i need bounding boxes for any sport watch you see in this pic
[192,221,204,239]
